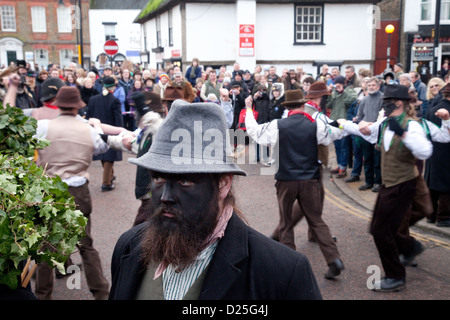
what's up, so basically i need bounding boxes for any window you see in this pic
[441,0,450,21]
[295,5,323,44]
[57,6,72,33]
[31,6,46,32]
[59,49,73,69]
[1,6,16,31]
[420,0,432,21]
[35,49,48,70]
[103,23,116,41]
[143,24,148,50]
[156,16,161,47]
[168,9,173,47]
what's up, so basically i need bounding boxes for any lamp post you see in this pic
[385,24,395,69]
[78,0,84,69]
[433,0,441,75]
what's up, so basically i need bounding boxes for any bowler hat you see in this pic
[128,100,247,176]
[281,89,309,107]
[40,77,65,102]
[383,84,411,101]
[306,81,331,99]
[16,60,26,68]
[54,86,86,109]
[103,76,116,88]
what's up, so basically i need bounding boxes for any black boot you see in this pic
[324,258,344,280]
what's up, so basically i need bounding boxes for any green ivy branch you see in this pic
[0,104,87,290]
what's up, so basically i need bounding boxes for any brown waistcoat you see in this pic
[36,115,94,181]
[380,116,419,188]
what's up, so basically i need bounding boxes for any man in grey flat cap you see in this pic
[109,100,322,300]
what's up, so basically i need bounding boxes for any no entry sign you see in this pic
[104,40,119,55]
[239,24,254,57]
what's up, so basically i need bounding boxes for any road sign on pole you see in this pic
[104,40,119,56]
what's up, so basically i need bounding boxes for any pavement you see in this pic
[327,152,450,239]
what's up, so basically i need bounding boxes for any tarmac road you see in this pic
[30,152,450,301]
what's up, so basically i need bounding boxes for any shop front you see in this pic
[407,32,450,82]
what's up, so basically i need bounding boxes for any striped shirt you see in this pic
[162,241,218,300]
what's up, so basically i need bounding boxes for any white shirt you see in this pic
[245,109,344,148]
[162,242,218,300]
[342,116,450,160]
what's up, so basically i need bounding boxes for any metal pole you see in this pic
[433,0,441,75]
[387,33,391,69]
[78,0,84,69]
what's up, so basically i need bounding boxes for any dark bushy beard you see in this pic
[140,185,220,272]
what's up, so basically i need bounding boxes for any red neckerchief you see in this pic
[288,110,315,122]
[44,102,59,109]
[307,100,321,112]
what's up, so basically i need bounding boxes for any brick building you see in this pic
[0,0,90,71]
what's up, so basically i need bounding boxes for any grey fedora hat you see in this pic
[128,99,247,176]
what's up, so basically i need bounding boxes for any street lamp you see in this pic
[385,24,395,69]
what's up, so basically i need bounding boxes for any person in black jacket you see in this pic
[252,84,271,162]
[78,77,99,117]
[86,76,123,191]
[424,83,450,227]
[108,100,322,300]
[268,82,286,121]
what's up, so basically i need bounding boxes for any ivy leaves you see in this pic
[0,104,50,157]
[0,104,87,290]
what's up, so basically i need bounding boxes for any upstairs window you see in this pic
[441,0,450,21]
[156,16,161,47]
[420,0,433,22]
[295,5,323,44]
[1,6,16,32]
[103,23,117,41]
[31,6,47,32]
[168,9,173,47]
[57,6,72,33]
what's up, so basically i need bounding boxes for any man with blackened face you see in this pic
[141,172,225,273]
[109,100,322,301]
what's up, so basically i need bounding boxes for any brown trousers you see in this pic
[398,174,433,235]
[370,178,417,280]
[101,161,114,186]
[430,190,450,222]
[274,179,340,265]
[35,182,109,300]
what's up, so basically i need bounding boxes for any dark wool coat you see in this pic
[185,66,202,87]
[253,92,271,124]
[269,95,286,121]
[424,99,450,192]
[109,213,322,300]
[86,92,123,162]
